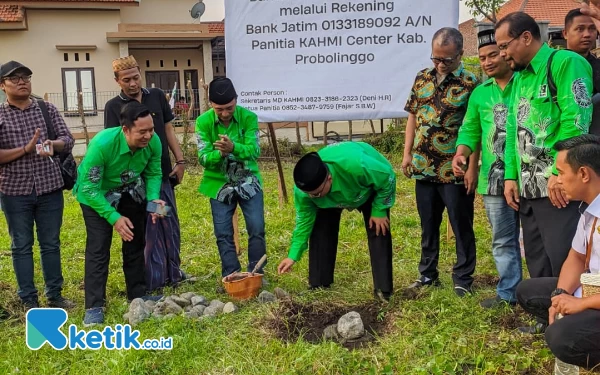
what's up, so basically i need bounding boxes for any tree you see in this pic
[462,0,507,24]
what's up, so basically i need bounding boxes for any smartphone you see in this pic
[146,201,172,216]
[169,174,180,187]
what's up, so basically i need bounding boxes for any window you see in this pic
[61,68,97,115]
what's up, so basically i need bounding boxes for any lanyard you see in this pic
[585,217,598,273]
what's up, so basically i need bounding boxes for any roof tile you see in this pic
[496,0,580,27]
[0,5,24,22]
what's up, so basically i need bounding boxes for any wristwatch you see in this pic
[550,288,570,298]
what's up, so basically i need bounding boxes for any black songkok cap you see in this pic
[293,152,328,192]
[209,77,237,105]
[478,29,497,49]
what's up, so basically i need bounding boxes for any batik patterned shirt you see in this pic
[195,105,262,203]
[404,63,479,184]
[504,44,593,199]
[457,75,515,195]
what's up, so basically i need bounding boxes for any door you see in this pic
[145,71,180,91]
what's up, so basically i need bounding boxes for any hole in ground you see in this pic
[262,299,392,350]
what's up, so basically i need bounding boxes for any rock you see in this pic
[209,300,225,313]
[123,313,130,321]
[323,324,340,341]
[153,312,164,319]
[169,295,190,308]
[180,292,197,302]
[191,305,206,316]
[184,310,199,319]
[160,299,183,315]
[257,290,276,303]
[128,298,151,326]
[144,300,157,310]
[191,295,207,307]
[184,305,192,312]
[222,302,238,314]
[273,287,289,300]
[203,305,221,317]
[337,311,365,340]
[164,313,176,320]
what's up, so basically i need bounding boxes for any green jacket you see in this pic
[457,75,515,195]
[195,106,262,201]
[505,44,593,199]
[74,127,162,225]
[288,142,396,261]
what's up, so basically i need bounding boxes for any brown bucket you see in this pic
[222,272,263,300]
[581,273,600,298]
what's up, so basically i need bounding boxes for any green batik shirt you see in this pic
[505,44,593,199]
[195,105,262,203]
[288,142,396,262]
[74,127,163,225]
[457,75,515,195]
[404,63,479,184]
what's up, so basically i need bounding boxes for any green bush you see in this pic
[363,128,405,154]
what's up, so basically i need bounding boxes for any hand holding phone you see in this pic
[147,201,171,216]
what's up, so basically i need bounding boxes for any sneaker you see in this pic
[480,296,516,309]
[83,307,104,327]
[48,296,76,309]
[23,299,39,312]
[517,322,547,335]
[454,285,472,297]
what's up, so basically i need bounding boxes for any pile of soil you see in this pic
[262,299,391,350]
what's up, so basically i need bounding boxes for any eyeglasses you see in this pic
[308,175,329,198]
[2,75,31,84]
[430,54,460,66]
[498,32,524,51]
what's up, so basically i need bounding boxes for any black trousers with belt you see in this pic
[308,196,393,295]
[81,193,147,309]
[519,198,580,278]
[415,180,477,288]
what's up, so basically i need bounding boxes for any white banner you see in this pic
[225,0,459,122]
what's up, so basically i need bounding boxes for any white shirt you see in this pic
[571,194,600,297]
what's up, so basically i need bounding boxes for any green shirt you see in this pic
[74,127,163,225]
[288,142,396,261]
[457,75,515,195]
[505,44,593,199]
[195,106,262,201]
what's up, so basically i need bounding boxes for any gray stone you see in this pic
[184,310,199,319]
[323,324,340,341]
[191,295,207,307]
[169,295,190,307]
[184,305,192,312]
[203,305,221,317]
[222,302,238,314]
[257,290,277,303]
[180,292,197,302]
[162,298,184,315]
[191,305,206,316]
[153,312,164,319]
[209,300,225,313]
[122,313,130,321]
[128,298,151,326]
[273,287,290,300]
[144,300,157,310]
[164,313,176,320]
[337,311,364,340]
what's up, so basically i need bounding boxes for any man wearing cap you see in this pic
[277,142,396,300]
[402,27,480,297]
[104,56,186,291]
[453,30,522,308]
[0,61,75,311]
[195,77,266,279]
[76,101,165,326]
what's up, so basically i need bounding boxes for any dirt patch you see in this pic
[491,305,530,331]
[474,274,500,289]
[262,299,391,350]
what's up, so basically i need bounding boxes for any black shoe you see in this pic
[374,289,392,302]
[405,276,441,290]
[23,299,39,312]
[517,322,548,335]
[480,296,516,309]
[454,285,473,297]
[48,296,76,309]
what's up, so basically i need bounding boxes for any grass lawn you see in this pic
[0,162,564,374]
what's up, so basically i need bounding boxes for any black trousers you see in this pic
[519,198,580,278]
[415,181,476,287]
[82,193,147,309]
[517,277,600,369]
[308,197,393,294]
